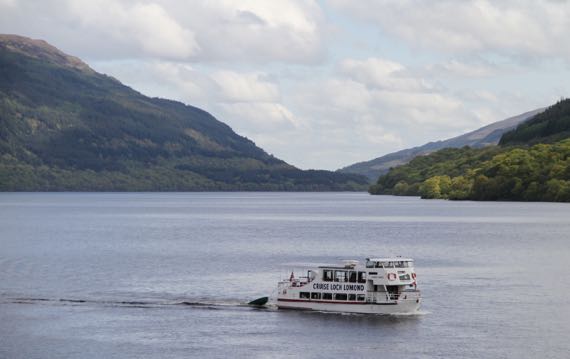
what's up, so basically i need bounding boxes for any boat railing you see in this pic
[366,291,419,303]
[290,277,311,287]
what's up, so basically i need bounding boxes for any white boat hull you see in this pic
[277,297,421,314]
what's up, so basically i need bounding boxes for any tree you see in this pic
[449,176,472,200]
[393,181,410,195]
[438,176,452,196]
[471,175,491,200]
[420,176,442,199]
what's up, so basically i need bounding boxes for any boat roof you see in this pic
[316,257,414,269]
[367,258,414,262]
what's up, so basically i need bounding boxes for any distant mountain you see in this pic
[338,108,545,181]
[0,34,368,191]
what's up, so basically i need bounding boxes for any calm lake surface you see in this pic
[1,192,569,358]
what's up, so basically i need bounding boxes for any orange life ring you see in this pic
[387,273,397,281]
[412,273,416,279]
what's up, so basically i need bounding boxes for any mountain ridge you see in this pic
[0,34,368,191]
[338,108,545,181]
[0,34,93,73]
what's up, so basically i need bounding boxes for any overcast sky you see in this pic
[1,0,569,169]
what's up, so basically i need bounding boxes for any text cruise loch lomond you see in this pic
[277,258,421,314]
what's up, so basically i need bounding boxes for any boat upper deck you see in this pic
[366,258,414,268]
[316,257,415,271]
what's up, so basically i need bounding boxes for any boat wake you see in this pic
[393,309,430,316]
[1,295,271,311]
[300,308,429,318]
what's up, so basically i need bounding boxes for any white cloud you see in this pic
[352,114,405,146]
[220,0,318,33]
[339,57,432,91]
[461,90,499,103]
[304,78,373,114]
[178,0,325,63]
[0,0,325,64]
[332,57,468,127]
[208,70,300,130]
[329,0,570,62]
[0,0,16,8]
[426,59,498,78]
[219,102,300,130]
[66,0,199,59]
[211,71,280,103]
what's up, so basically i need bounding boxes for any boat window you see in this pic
[322,293,333,300]
[300,292,310,299]
[369,272,377,275]
[399,274,411,280]
[357,294,365,301]
[308,270,317,281]
[348,271,357,283]
[357,271,366,283]
[334,270,347,282]
[348,294,356,301]
[323,270,333,282]
[366,260,374,268]
[334,293,347,301]
[311,292,321,300]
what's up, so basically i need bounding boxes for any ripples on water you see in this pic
[1,193,569,358]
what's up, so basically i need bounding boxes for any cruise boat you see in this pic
[276,258,421,314]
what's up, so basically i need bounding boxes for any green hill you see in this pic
[369,100,570,202]
[0,34,368,191]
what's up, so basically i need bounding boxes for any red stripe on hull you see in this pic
[277,298,367,305]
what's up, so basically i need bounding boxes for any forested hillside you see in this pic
[369,100,570,202]
[0,35,368,191]
[500,99,570,145]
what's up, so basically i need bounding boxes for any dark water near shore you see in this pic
[1,192,569,358]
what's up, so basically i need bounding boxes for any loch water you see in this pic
[1,192,569,358]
